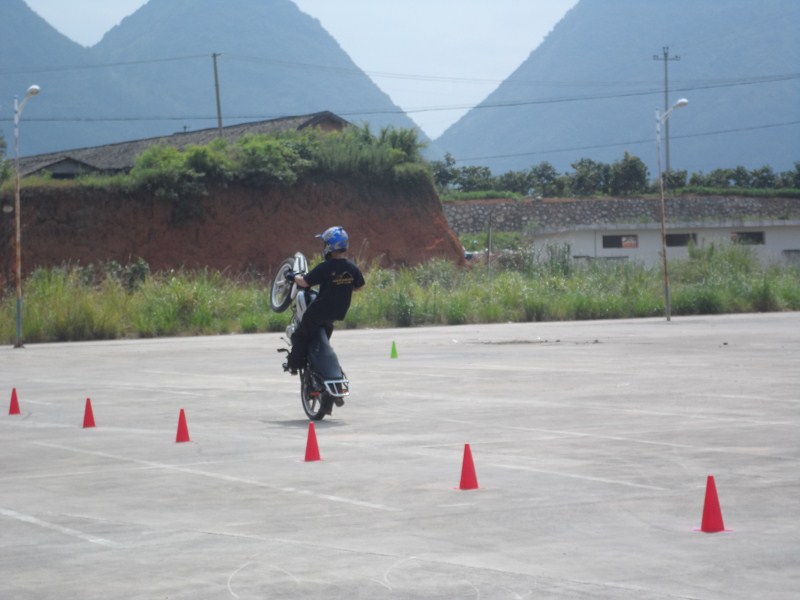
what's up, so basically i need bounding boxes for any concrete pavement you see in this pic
[2,313,799,599]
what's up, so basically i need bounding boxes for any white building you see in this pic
[444,196,800,267]
[534,219,800,267]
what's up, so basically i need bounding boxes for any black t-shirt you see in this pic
[304,257,365,321]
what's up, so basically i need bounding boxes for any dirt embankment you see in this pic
[0,179,464,289]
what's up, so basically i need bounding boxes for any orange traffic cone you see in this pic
[305,422,321,462]
[82,398,96,428]
[9,388,21,415]
[700,475,726,533]
[176,409,190,443]
[459,443,479,490]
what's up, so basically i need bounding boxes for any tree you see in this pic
[691,168,733,188]
[529,161,562,197]
[730,166,752,188]
[431,152,458,191]
[609,152,649,196]
[750,165,776,189]
[0,131,10,183]
[494,169,533,195]
[777,162,800,188]
[663,169,688,190]
[569,158,610,196]
[454,165,493,192]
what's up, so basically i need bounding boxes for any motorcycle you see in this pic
[270,252,350,420]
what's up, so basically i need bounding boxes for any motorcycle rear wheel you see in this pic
[300,368,333,420]
[270,258,295,313]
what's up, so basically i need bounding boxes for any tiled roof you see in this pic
[19,111,348,177]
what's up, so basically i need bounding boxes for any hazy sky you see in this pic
[23,0,579,137]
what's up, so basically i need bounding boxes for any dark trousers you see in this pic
[287,309,334,370]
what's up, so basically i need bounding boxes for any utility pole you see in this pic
[212,53,223,138]
[653,47,680,174]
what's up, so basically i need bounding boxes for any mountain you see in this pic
[0,0,139,153]
[1,0,419,156]
[434,0,800,176]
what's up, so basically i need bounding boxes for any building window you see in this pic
[732,231,765,245]
[603,235,638,249]
[666,233,697,247]
[782,250,800,266]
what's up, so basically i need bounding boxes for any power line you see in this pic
[2,51,798,90]
[342,73,800,117]
[453,120,800,163]
[8,69,798,125]
[0,54,209,75]
[11,68,798,123]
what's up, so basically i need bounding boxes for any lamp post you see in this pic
[655,97,688,322]
[13,84,40,348]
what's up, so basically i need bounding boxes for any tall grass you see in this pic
[1,266,291,343]
[2,244,799,344]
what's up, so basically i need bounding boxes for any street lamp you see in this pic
[13,84,40,348]
[656,97,688,322]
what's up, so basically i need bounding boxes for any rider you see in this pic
[283,226,365,374]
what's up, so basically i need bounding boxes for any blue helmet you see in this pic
[317,226,349,257]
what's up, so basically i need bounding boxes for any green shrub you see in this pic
[310,125,426,185]
[230,134,309,186]
[676,186,800,199]
[129,145,206,223]
[441,190,523,202]
[64,126,431,226]
[184,141,231,182]
[775,272,800,310]
[672,285,726,315]
[749,275,781,312]
[130,145,198,196]
[459,231,525,253]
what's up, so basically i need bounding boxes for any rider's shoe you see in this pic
[333,397,345,407]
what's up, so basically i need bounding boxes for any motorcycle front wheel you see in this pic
[270,257,295,313]
[300,368,333,421]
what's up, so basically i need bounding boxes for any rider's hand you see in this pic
[284,270,296,283]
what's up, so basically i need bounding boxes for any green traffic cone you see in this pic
[390,341,398,359]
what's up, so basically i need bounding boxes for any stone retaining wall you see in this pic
[442,196,800,235]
